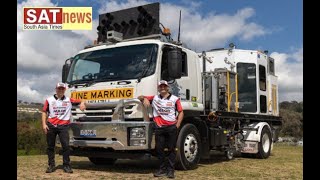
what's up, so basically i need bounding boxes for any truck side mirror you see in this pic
[62,58,73,83]
[167,48,182,79]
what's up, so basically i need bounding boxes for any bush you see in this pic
[17,121,47,155]
[279,101,303,139]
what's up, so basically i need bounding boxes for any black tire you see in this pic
[88,157,117,165]
[175,124,201,170]
[256,127,272,159]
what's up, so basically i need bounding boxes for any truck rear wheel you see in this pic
[256,127,272,159]
[175,124,201,170]
[88,157,117,165]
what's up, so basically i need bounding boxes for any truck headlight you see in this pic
[130,127,146,138]
[129,127,146,146]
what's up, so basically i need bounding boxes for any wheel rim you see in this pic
[262,133,270,153]
[226,150,233,159]
[183,134,198,162]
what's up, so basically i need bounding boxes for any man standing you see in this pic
[42,82,86,173]
[138,80,184,179]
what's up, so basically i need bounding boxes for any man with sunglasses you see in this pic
[138,80,184,179]
[42,82,86,173]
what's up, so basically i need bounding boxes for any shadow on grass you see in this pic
[68,151,249,173]
[199,151,230,165]
[198,151,253,166]
[70,159,160,174]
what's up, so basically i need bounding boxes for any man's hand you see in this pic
[143,98,151,108]
[137,95,144,102]
[80,101,86,111]
[138,95,150,108]
[42,124,49,134]
[176,122,181,129]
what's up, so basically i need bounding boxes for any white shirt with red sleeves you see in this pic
[42,95,81,125]
[145,93,183,127]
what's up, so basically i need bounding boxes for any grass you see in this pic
[17,149,45,156]
[17,144,302,179]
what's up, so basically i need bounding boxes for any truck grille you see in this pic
[72,104,135,122]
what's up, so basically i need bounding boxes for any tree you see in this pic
[279,101,303,139]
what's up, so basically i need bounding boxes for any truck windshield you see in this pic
[67,44,158,84]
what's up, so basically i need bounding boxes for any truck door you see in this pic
[160,47,197,102]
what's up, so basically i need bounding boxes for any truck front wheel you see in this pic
[88,157,117,165]
[175,124,201,170]
[225,149,234,160]
[256,127,272,159]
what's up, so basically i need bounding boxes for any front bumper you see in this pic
[57,99,155,150]
[68,121,155,150]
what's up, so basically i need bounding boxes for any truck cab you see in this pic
[61,38,203,157]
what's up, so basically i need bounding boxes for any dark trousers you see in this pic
[46,122,70,166]
[154,124,178,172]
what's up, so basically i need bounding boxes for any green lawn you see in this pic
[17,144,303,179]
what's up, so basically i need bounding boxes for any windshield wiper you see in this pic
[137,46,155,83]
[137,68,148,83]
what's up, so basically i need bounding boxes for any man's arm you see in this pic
[70,98,86,111]
[137,95,154,108]
[42,111,49,134]
[175,98,184,128]
[42,100,49,134]
[176,111,184,128]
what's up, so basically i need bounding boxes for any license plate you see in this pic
[241,141,258,153]
[80,130,97,137]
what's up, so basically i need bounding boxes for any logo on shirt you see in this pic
[53,108,67,116]
[51,101,56,107]
[158,108,170,115]
[166,102,173,106]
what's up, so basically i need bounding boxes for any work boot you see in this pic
[153,169,167,177]
[167,170,175,179]
[63,165,73,173]
[45,164,56,173]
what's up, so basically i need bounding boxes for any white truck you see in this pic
[59,3,282,170]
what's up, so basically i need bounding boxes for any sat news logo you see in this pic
[23,7,92,30]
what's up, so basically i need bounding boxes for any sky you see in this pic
[17,0,303,103]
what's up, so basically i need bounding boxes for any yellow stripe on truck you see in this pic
[71,88,133,100]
